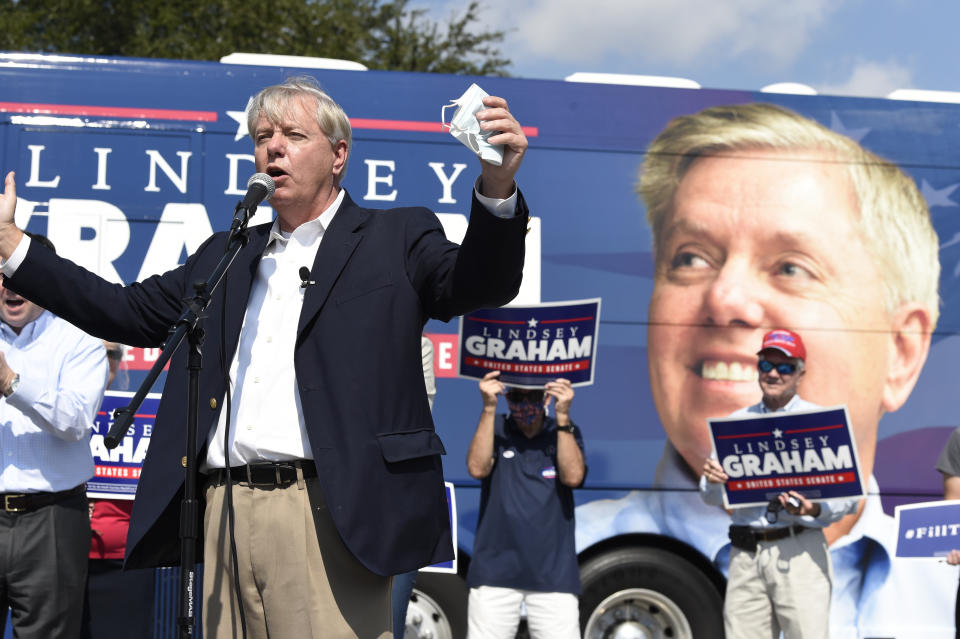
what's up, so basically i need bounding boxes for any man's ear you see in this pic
[882,303,933,412]
[331,139,348,178]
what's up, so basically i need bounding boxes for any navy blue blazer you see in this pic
[5,189,528,575]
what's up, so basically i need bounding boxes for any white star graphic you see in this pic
[772,428,783,439]
[921,179,960,208]
[527,318,538,328]
[830,112,870,143]
[226,97,254,142]
[940,231,960,250]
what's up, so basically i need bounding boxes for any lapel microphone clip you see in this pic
[299,266,315,289]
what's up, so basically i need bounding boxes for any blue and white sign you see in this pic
[457,298,601,388]
[86,391,161,499]
[708,406,865,508]
[895,500,960,559]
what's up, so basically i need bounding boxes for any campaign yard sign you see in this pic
[458,298,600,388]
[86,390,161,499]
[895,500,960,559]
[707,406,865,508]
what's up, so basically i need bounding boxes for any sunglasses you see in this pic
[757,360,797,376]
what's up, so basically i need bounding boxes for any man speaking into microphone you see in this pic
[0,76,530,639]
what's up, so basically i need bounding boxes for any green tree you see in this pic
[0,0,510,75]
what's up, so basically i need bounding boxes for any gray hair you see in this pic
[247,75,353,182]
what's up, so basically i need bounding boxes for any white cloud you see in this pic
[455,0,839,70]
[818,59,914,98]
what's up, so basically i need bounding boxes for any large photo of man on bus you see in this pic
[576,102,957,638]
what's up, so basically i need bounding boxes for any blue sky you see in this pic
[417,0,960,97]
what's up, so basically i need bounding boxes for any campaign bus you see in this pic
[1,51,958,638]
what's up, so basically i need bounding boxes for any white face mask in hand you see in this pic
[441,83,504,166]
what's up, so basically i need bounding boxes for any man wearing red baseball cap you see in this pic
[700,329,858,638]
[753,329,806,412]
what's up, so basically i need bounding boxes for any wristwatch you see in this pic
[556,423,576,434]
[4,373,19,398]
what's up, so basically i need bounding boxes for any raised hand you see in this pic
[476,96,528,200]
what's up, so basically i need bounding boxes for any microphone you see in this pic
[240,173,276,210]
[230,173,276,233]
[299,266,315,288]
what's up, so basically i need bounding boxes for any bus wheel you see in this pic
[579,547,723,639]
[406,572,468,639]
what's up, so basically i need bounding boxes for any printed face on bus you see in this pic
[647,148,904,481]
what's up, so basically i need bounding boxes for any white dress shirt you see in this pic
[0,310,109,493]
[204,190,345,467]
[422,336,436,412]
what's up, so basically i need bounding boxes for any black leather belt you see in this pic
[729,524,807,551]
[1,484,86,513]
[211,461,317,487]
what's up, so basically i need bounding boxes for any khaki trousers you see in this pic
[724,527,832,639]
[203,475,392,639]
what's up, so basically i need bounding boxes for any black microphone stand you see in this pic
[103,200,259,638]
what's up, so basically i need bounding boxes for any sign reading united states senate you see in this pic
[457,298,600,389]
[708,406,866,508]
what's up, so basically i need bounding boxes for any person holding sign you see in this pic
[936,428,960,638]
[465,371,585,639]
[701,329,857,639]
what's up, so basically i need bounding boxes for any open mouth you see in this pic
[266,167,287,179]
[700,360,758,382]
[4,298,24,312]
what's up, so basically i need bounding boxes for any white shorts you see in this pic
[467,585,580,639]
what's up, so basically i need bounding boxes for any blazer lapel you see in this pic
[297,193,368,338]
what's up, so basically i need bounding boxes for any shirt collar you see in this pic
[267,188,346,247]
[760,393,804,413]
[0,309,52,343]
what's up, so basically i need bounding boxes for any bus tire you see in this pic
[579,546,724,639]
[406,571,469,639]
